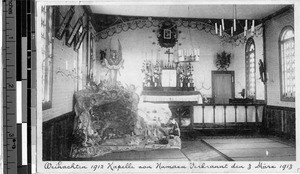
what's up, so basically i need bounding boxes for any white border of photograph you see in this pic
[35,0,300,173]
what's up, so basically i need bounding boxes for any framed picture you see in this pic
[164,29,171,39]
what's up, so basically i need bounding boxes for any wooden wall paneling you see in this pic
[43,111,76,161]
[264,106,295,140]
[190,106,194,129]
[202,105,205,126]
[234,105,237,130]
[245,106,248,126]
[213,105,216,130]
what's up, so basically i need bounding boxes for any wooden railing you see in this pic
[178,103,266,131]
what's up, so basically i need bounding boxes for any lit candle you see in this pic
[219,25,222,36]
[245,19,248,30]
[251,20,255,32]
[233,19,236,31]
[222,19,225,30]
[151,49,153,63]
[215,23,218,34]
[251,20,255,36]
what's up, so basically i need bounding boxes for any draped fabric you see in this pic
[70,81,181,158]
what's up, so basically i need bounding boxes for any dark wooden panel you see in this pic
[264,105,295,140]
[43,111,75,161]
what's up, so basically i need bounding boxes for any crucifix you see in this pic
[164,49,173,68]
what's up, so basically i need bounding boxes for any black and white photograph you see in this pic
[35,1,298,173]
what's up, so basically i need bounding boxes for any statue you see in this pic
[103,39,124,86]
[258,59,266,84]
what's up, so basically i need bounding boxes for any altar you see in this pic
[141,87,201,131]
[141,88,202,103]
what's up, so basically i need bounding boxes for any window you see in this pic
[245,37,256,98]
[279,26,295,101]
[42,6,54,110]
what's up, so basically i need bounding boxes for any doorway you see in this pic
[212,71,235,104]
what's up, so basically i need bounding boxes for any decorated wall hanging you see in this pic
[103,39,124,85]
[55,6,75,40]
[95,18,263,47]
[157,20,178,48]
[216,51,232,71]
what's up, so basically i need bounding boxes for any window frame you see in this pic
[279,25,295,102]
[42,6,54,110]
[245,37,256,99]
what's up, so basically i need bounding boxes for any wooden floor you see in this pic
[71,136,295,161]
[202,137,296,161]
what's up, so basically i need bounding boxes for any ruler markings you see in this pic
[3,0,18,174]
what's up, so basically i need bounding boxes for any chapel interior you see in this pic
[41,4,296,161]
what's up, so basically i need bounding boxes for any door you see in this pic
[212,71,235,104]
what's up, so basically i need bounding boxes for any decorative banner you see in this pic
[66,17,83,47]
[74,27,87,50]
[55,6,75,40]
[96,18,263,47]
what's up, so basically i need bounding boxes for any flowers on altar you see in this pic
[177,64,185,86]
[153,60,161,86]
[186,62,194,86]
[177,63,194,87]
[142,60,162,87]
[141,60,152,87]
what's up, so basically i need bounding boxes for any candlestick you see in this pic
[251,20,255,36]
[151,49,153,63]
[222,19,225,30]
[231,27,233,36]
[145,52,147,60]
[244,26,247,36]
[215,23,218,34]
[233,19,236,31]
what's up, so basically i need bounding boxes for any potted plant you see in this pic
[216,51,231,71]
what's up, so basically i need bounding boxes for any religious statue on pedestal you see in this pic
[103,39,124,86]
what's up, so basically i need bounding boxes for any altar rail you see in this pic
[188,104,266,131]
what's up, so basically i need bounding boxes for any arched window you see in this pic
[279,26,295,101]
[245,37,256,98]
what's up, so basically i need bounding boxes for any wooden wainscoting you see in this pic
[263,105,295,140]
[43,111,76,161]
